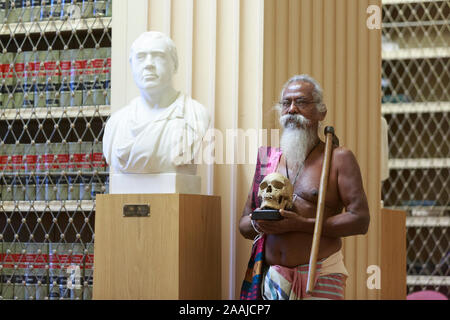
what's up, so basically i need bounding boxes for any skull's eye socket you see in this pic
[272,181,285,189]
[260,182,268,190]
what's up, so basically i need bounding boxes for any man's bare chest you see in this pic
[277,161,342,213]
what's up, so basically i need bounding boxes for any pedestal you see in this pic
[110,173,201,194]
[93,193,221,300]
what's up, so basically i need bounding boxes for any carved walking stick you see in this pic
[306,126,337,294]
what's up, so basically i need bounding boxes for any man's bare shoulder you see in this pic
[331,146,361,170]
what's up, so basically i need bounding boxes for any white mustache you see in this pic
[280,114,312,128]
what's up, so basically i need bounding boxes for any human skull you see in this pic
[258,173,294,210]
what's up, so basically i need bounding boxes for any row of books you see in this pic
[1,48,111,109]
[0,83,111,108]
[0,0,112,24]
[0,174,109,201]
[0,142,107,173]
[0,242,93,300]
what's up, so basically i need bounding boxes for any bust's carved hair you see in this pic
[129,31,179,74]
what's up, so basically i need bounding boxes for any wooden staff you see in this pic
[306,126,336,294]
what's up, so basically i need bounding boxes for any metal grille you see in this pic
[382,0,449,298]
[0,0,111,300]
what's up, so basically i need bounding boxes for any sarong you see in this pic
[261,250,348,300]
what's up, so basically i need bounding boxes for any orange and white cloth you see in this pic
[261,250,349,300]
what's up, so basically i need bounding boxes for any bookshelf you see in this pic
[0,104,110,120]
[381,0,449,297]
[0,16,111,35]
[0,0,111,300]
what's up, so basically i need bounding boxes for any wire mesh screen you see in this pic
[382,0,449,298]
[0,0,111,300]
[383,0,449,49]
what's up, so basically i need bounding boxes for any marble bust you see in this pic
[103,31,210,193]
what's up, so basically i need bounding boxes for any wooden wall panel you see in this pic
[262,0,382,300]
[300,0,313,76]
[145,0,381,300]
[323,0,336,126]
[288,0,301,76]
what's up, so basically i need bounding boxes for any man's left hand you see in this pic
[255,209,310,235]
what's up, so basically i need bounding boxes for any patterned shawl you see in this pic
[240,146,282,300]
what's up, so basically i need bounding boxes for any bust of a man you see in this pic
[103,32,210,176]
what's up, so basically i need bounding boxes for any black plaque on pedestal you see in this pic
[251,209,283,221]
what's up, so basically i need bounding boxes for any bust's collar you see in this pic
[151,92,185,121]
[169,92,185,120]
[133,92,185,123]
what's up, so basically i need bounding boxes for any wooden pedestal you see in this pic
[93,194,221,300]
[380,208,407,300]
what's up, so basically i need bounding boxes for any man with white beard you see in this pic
[239,75,370,300]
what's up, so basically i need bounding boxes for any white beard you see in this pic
[280,114,319,167]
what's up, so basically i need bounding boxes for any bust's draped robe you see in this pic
[103,93,210,173]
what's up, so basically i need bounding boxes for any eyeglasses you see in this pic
[279,99,317,110]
